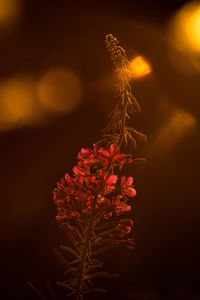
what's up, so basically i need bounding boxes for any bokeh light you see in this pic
[0,76,38,130]
[128,56,151,79]
[38,67,82,114]
[0,0,22,29]
[0,68,82,131]
[153,109,196,152]
[169,1,200,54]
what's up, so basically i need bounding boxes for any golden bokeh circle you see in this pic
[38,67,82,114]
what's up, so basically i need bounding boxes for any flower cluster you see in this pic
[53,143,136,223]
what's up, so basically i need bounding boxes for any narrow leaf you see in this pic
[89,258,103,265]
[64,267,77,275]
[132,158,146,164]
[87,263,103,272]
[46,280,57,300]
[95,220,119,231]
[56,281,75,292]
[27,281,46,300]
[69,258,81,265]
[95,238,118,246]
[86,271,108,280]
[60,245,79,258]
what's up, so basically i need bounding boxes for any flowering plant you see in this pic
[29,34,146,300]
[55,143,136,221]
[53,34,147,299]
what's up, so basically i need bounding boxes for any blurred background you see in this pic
[0,0,199,299]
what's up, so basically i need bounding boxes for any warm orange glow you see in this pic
[170,1,200,53]
[38,67,82,114]
[0,69,82,131]
[0,0,21,28]
[128,56,151,79]
[0,76,38,130]
[190,54,200,72]
[154,110,196,151]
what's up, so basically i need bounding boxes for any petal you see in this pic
[115,194,123,202]
[57,182,63,189]
[65,173,71,183]
[78,175,84,186]
[120,204,131,212]
[89,176,96,183]
[73,166,85,176]
[53,192,57,200]
[107,185,115,192]
[114,154,125,161]
[125,187,136,197]
[82,158,94,166]
[107,175,118,184]
[126,177,133,186]
[127,158,133,164]
[97,195,105,204]
[119,219,133,227]
[104,212,113,219]
[98,148,110,157]
[80,148,92,158]
[109,143,119,156]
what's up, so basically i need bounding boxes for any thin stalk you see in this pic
[118,79,128,149]
[75,197,97,300]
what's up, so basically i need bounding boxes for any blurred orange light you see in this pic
[170,1,200,53]
[128,56,151,79]
[38,67,82,114]
[0,76,38,130]
[155,110,196,151]
[0,0,21,28]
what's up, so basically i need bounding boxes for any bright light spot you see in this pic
[128,56,151,79]
[0,76,38,130]
[38,67,82,114]
[154,110,196,151]
[170,1,200,53]
[0,0,22,28]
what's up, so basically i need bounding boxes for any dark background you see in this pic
[0,0,200,299]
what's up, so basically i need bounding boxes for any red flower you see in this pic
[77,144,132,171]
[73,165,86,176]
[120,176,136,197]
[113,195,132,215]
[53,144,137,223]
[117,219,133,235]
[78,147,93,159]
[97,169,118,193]
[78,144,104,167]
[98,143,132,168]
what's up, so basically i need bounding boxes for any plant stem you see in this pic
[118,81,128,149]
[75,235,89,299]
[75,197,96,299]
